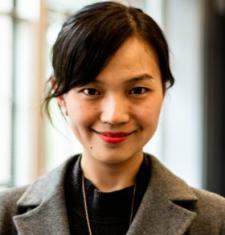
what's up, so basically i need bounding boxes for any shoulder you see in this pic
[0,186,28,234]
[0,186,27,212]
[146,154,225,233]
[192,187,225,217]
[0,154,80,210]
[193,187,225,209]
[187,187,225,234]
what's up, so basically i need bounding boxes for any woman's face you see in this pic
[58,36,164,165]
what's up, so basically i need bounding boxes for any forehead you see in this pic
[95,36,161,85]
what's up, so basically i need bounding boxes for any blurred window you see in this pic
[0,0,40,188]
[0,0,13,12]
[0,1,13,187]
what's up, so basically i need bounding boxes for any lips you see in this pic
[93,130,134,144]
[100,132,131,137]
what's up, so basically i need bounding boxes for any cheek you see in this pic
[135,100,163,126]
[68,103,98,129]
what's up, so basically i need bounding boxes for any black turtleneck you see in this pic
[64,154,151,235]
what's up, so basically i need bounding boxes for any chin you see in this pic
[93,150,140,165]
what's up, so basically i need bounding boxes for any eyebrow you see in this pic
[123,74,154,84]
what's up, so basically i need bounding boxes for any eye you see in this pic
[128,87,150,96]
[81,88,101,96]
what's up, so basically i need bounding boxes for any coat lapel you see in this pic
[13,193,70,235]
[127,156,197,235]
[127,189,196,235]
[13,156,78,235]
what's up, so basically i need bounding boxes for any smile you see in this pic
[92,130,135,144]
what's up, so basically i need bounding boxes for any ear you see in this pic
[56,95,68,116]
[50,77,68,116]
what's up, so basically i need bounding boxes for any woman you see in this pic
[1,1,225,235]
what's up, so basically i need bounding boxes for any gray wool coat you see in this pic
[1,155,225,235]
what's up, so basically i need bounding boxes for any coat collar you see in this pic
[127,155,197,235]
[13,154,197,235]
[13,155,79,235]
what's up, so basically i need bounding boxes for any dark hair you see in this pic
[45,1,174,113]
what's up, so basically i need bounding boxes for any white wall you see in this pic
[146,0,204,188]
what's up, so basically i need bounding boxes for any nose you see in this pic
[100,94,130,125]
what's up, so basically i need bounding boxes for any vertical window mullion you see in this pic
[0,1,14,188]
[10,0,18,187]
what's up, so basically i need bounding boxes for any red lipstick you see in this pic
[97,132,131,144]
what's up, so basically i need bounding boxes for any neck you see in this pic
[81,152,144,192]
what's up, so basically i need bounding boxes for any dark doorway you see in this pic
[204,0,225,196]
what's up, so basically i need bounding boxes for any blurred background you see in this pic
[0,0,225,195]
